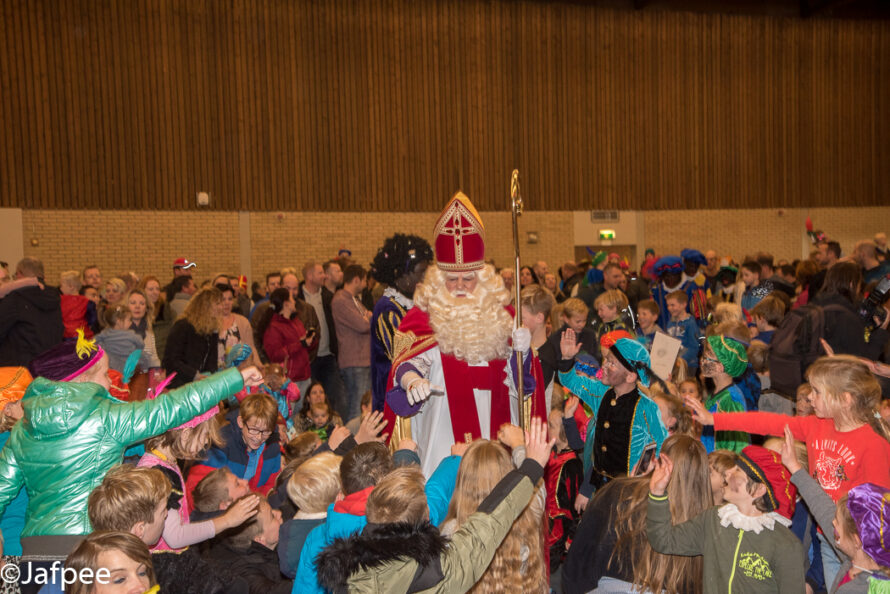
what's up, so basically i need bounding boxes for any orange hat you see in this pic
[433,192,486,272]
[0,367,33,411]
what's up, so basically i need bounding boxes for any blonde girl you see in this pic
[441,440,548,594]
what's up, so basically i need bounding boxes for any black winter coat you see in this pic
[0,284,64,366]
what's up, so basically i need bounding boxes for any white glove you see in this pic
[512,327,531,354]
[401,372,443,406]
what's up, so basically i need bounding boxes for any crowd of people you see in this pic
[1,200,889,593]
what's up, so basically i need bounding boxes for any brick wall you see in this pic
[19,207,889,285]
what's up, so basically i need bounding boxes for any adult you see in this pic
[812,261,890,361]
[577,262,625,319]
[875,232,889,261]
[168,275,197,319]
[258,288,317,397]
[649,256,685,329]
[216,283,261,370]
[137,275,173,359]
[102,277,127,312]
[173,257,197,277]
[0,257,64,366]
[163,287,223,389]
[299,261,346,418]
[558,336,668,511]
[854,240,890,286]
[703,249,721,286]
[323,260,343,294]
[499,268,515,293]
[519,265,539,289]
[385,192,544,476]
[533,260,549,282]
[126,288,161,368]
[368,233,434,413]
[0,334,261,578]
[81,265,102,290]
[331,265,372,422]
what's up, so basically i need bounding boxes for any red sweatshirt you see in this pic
[714,412,890,501]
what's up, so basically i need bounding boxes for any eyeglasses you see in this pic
[245,425,272,437]
[703,355,719,364]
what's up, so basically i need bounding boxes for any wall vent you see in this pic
[590,210,619,222]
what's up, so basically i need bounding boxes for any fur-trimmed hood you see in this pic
[316,521,448,593]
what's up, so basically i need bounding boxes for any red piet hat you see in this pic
[737,446,797,520]
[433,192,486,272]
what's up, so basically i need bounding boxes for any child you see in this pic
[689,355,890,588]
[781,427,890,592]
[59,270,97,339]
[65,532,158,594]
[543,297,600,369]
[679,378,702,403]
[309,401,335,440]
[647,445,804,591]
[750,340,795,415]
[94,303,153,373]
[635,299,662,345]
[650,387,695,438]
[191,467,252,519]
[708,450,737,506]
[279,452,342,578]
[520,285,559,410]
[750,295,785,344]
[591,289,631,346]
[698,335,750,453]
[293,441,462,593]
[796,382,815,416]
[740,260,773,313]
[187,392,283,497]
[315,417,554,593]
[665,290,702,372]
[294,382,343,434]
[545,406,583,573]
[87,464,245,594]
[138,407,260,553]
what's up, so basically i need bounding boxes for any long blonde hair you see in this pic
[443,440,547,593]
[806,355,890,442]
[182,287,222,335]
[608,434,712,594]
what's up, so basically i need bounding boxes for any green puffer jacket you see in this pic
[0,367,243,538]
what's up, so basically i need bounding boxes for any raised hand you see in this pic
[649,454,674,497]
[497,423,524,449]
[560,328,582,360]
[355,410,388,444]
[780,425,802,474]
[563,395,580,419]
[327,426,351,451]
[524,416,557,468]
[239,366,264,388]
[450,441,470,457]
[684,396,714,425]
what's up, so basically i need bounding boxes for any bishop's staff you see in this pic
[510,170,529,431]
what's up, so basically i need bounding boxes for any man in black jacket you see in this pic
[0,257,64,366]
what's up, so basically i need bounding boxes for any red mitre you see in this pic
[434,192,485,272]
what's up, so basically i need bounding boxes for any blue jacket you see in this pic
[291,454,460,594]
[558,369,668,497]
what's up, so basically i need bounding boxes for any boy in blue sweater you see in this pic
[665,290,701,373]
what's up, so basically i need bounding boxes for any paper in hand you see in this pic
[649,332,682,382]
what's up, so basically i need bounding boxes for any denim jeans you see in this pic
[818,530,841,591]
[340,366,371,423]
[311,354,347,419]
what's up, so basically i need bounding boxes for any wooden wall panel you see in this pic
[1,0,888,211]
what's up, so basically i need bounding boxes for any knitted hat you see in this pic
[681,249,707,266]
[0,367,32,411]
[609,338,652,387]
[433,192,486,272]
[736,446,797,519]
[28,329,106,382]
[653,256,683,278]
[706,335,749,378]
[846,483,890,568]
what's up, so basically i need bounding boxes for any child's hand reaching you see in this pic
[327,426,351,451]
[355,410,388,444]
[560,329,582,360]
[524,416,557,469]
[684,396,714,425]
[648,454,674,497]
[218,494,260,531]
[497,423,524,449]
[780,425,802,474]
[450,441,470,457]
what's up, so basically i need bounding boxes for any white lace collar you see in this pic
[717,504,792,534]
[383,287,413,310]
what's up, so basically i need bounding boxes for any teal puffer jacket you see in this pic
[0,367,243,537]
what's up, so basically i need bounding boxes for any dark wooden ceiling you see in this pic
[553,0,890,19]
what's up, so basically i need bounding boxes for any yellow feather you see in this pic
[74,328,98,360]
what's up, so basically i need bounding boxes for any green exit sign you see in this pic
[599,229,616,240]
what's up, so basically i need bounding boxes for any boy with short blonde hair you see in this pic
[540,298,600,395]
[88,464,171,544]
[636,299,662,344]
[278,452,343,578]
